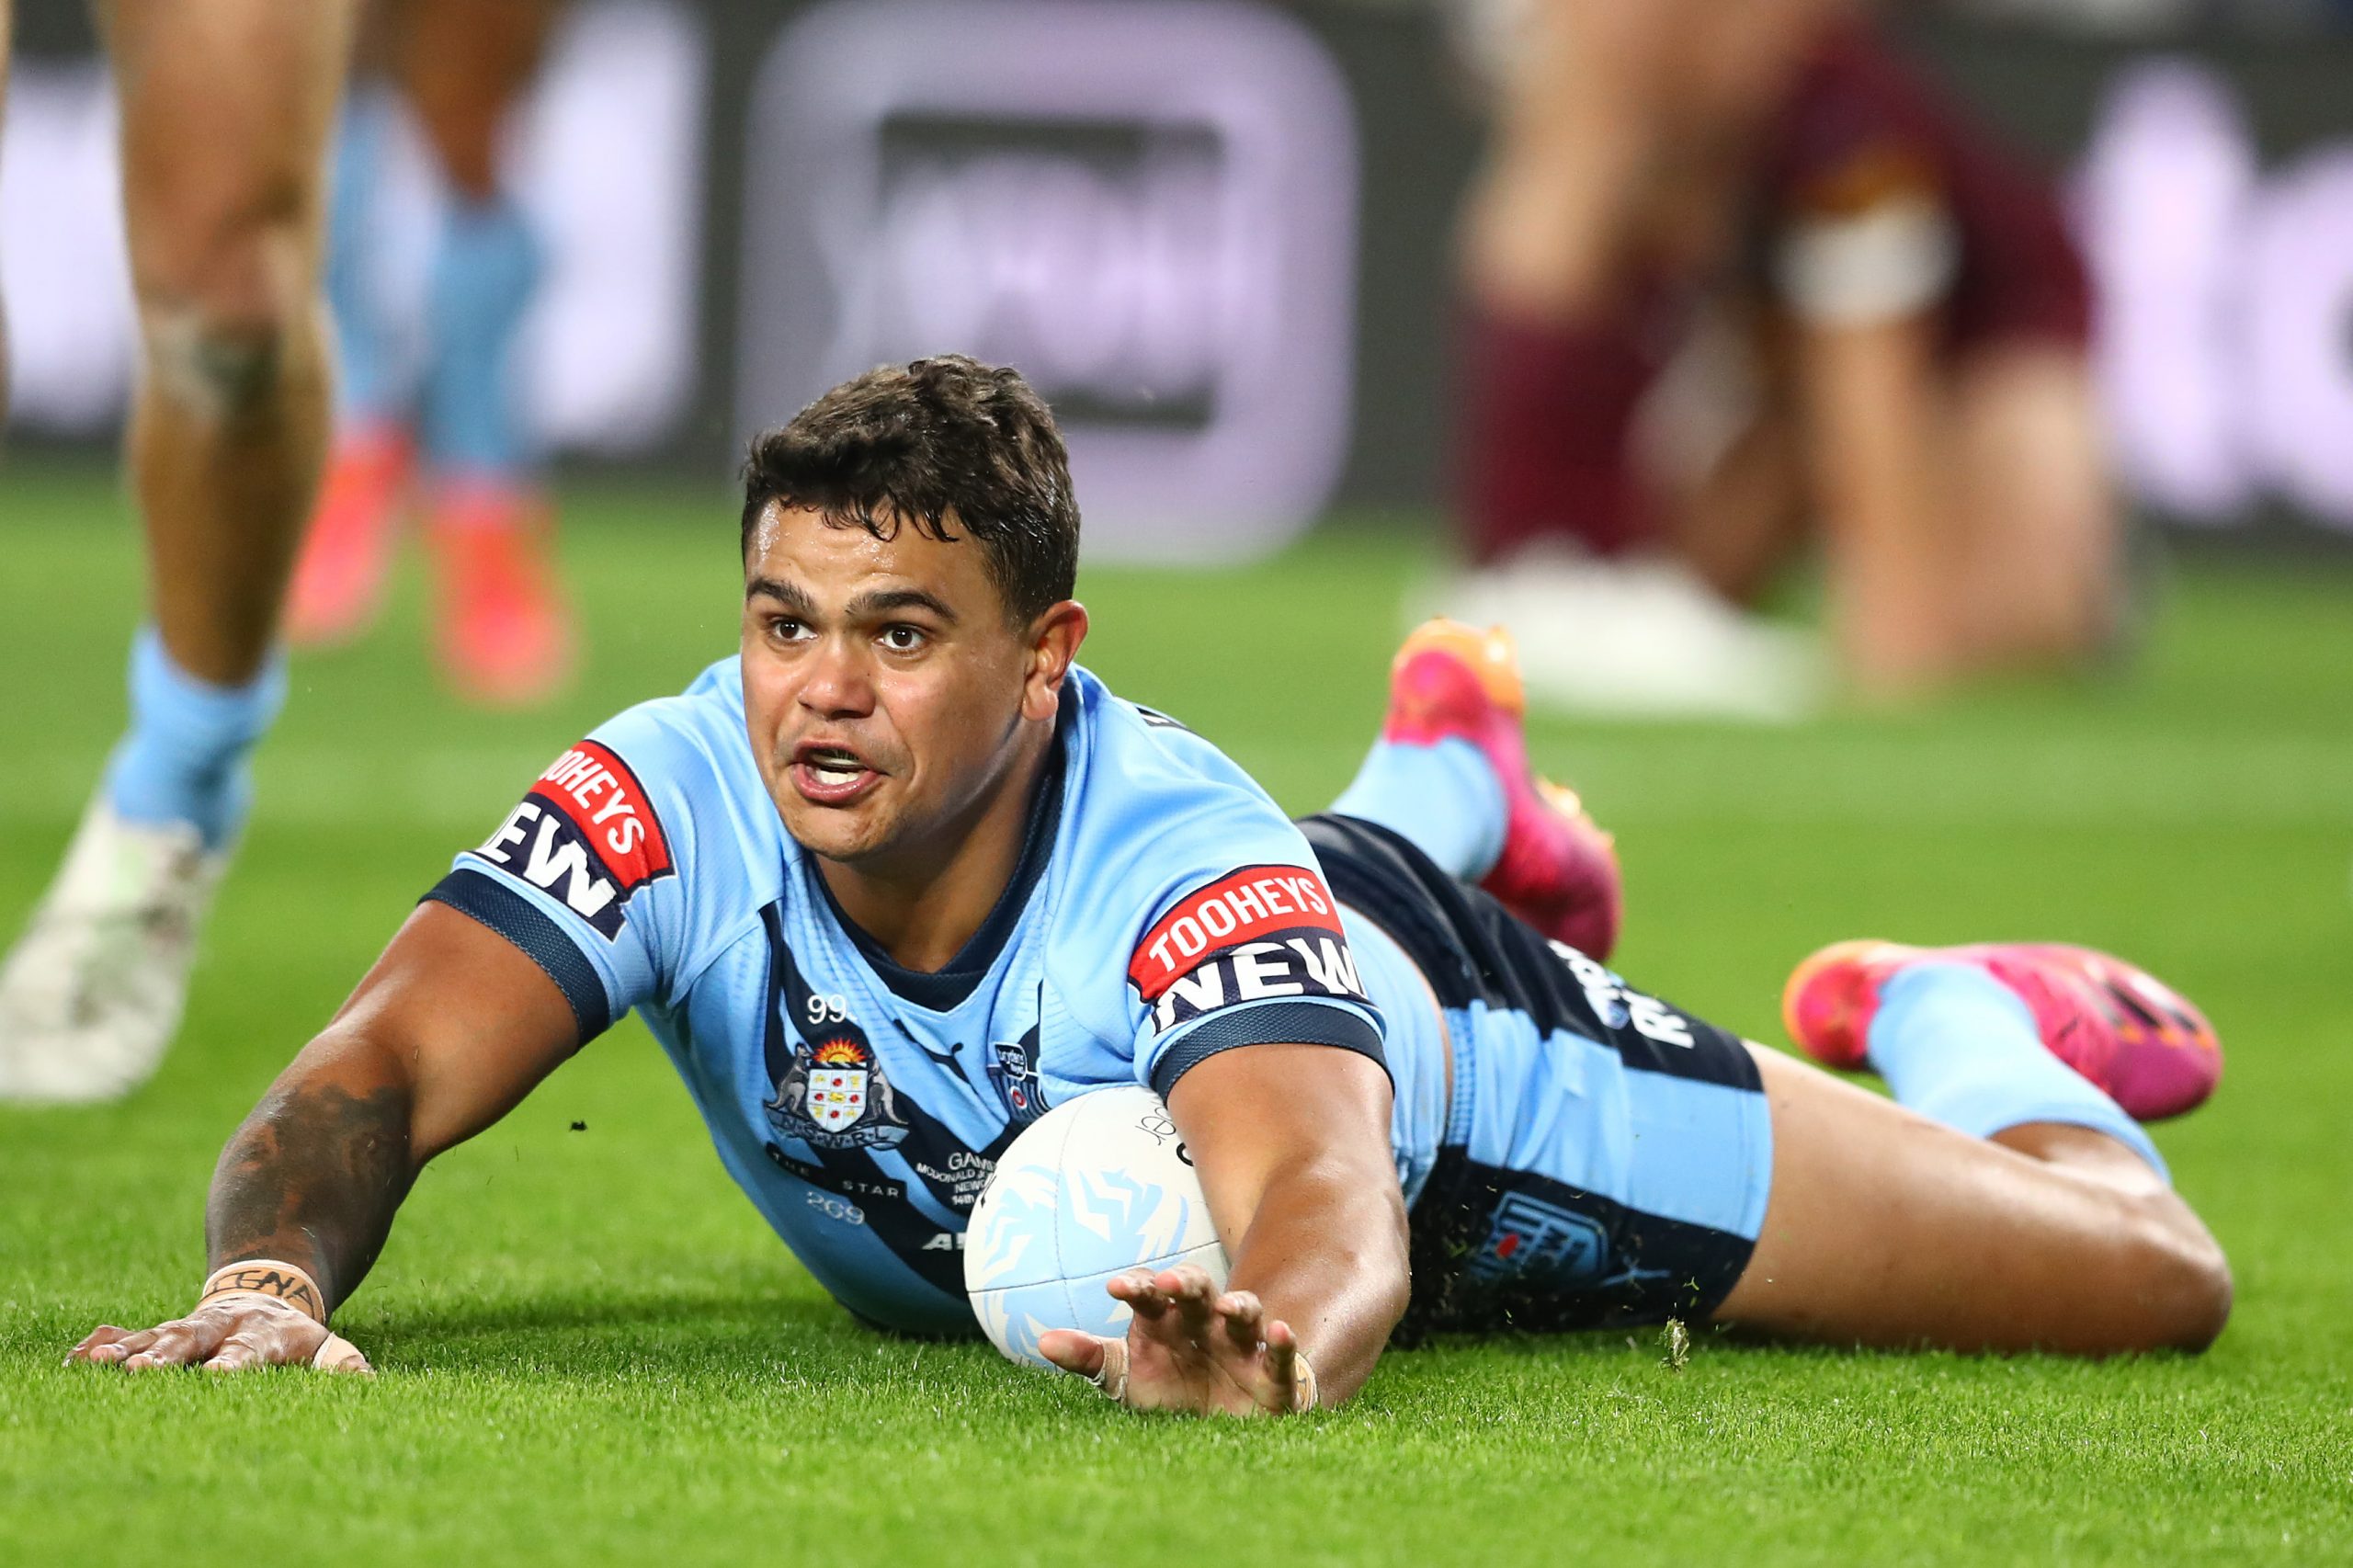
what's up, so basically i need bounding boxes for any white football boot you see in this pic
[0,795,228,1103]
[1411,548,1825,722]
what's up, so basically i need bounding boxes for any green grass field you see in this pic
[4,460,2350,1565]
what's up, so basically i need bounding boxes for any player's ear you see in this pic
[1022,600,1088,722]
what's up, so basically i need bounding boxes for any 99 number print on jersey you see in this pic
[1128,865,1370,1036]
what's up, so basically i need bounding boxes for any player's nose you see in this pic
[794,634,877,719]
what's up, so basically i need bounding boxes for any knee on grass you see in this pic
[2106,1196,2233,1353]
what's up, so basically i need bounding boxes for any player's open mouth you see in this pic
[790,743,882,806]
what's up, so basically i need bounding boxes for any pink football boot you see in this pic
[1782,938,2222,1121]
[1383,619,1623,960]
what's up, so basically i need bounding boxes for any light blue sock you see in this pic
[325,97,401,425]
[421,194,544,477]
[102,629,289,852]
[1331,736,1507,881]
[1868,960,2168,1182]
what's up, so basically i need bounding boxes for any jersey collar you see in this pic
[813,687,1072,1012]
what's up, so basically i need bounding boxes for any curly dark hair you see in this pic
[740,356,1079,623]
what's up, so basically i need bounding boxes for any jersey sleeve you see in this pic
[1771,158,1960,328]
[1124,858,1388,1100]
[420,717,691,1045]
[1766,40,1959,328]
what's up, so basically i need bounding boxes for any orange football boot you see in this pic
[426,481,577,709]
[286,423,413,647]
[1384,619,1623,960]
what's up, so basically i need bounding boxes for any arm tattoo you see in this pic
[205,1077,415,1315]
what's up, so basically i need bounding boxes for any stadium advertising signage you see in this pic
[735,0,1359,563]
[0,0,708,456]
[5,2,2350,547]
[2079,61,2353,531]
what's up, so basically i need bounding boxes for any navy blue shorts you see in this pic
[1302,814,1772,1341]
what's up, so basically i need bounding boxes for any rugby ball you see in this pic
[964,1085,1230,1367]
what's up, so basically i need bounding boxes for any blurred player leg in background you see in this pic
[288,0,574,707]
[1946,344,2118,668]
[285,68,410,650]
[1439,0,1835,720]
[0,0,360,1103]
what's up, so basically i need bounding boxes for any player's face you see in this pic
[739,501,1081,872]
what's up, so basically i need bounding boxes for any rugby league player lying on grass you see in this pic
[73,357,2231,1413]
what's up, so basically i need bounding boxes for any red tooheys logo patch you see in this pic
[1127,865,1344,1001]
[476,741,673,938]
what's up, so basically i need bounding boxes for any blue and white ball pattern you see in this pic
[964,1085,1230,1367]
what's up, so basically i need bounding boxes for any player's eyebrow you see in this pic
[745,576,813,614]
[846,587,959,625]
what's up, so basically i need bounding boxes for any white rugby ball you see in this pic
[965,1085,1230,1368]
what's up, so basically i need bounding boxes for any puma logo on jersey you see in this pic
[476,739,673,938]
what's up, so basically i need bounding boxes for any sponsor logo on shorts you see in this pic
[1466,1192,1609,1288]
[476,741,674,938]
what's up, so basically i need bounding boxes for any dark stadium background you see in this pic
[9,0,2353,551]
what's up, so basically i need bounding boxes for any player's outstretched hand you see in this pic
[1039,1263,1312,1416]
[68,1298,373,1375]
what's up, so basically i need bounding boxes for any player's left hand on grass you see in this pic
[1039,1263,1314,1416]
[68,1297,374,1376]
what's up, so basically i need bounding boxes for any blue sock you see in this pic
[421,194,544,477]
[1331,737,1507,881]
[102,629,289,852]
[326,97,401,425]
[1868,960,2168,1182]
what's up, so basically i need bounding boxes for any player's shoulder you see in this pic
[1051,666,1332,959]
[1059,664,1296,858]
[535,656,782,944]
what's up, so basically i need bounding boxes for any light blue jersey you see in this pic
[427,659,1422,1336]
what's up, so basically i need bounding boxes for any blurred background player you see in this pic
[284,0,575,708]
[1446,0,2119,710]
[0,1,362,1102]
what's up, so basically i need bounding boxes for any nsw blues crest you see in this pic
[767,1019,911,1151]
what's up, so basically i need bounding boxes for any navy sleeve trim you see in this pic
[1148,1000,1388,1101]
[422,868,613,1042]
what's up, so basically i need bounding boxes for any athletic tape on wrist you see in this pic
[199,1260,328,1324]
[1291,1350,1320,1412]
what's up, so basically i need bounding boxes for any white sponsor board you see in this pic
[0,0,705,454]
[740,0,1360,562]
[2079,60,2353,532]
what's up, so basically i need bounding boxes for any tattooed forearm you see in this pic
[205,1064,416,1314]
